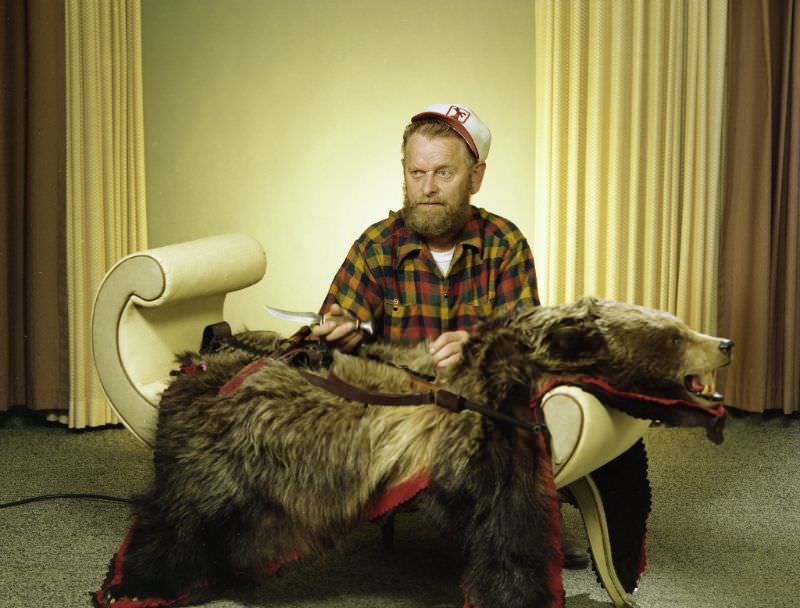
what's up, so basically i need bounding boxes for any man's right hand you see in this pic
[310,303,363,353]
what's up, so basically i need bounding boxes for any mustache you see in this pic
[410,198,447,205]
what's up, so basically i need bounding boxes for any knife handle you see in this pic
[321,312,373,335]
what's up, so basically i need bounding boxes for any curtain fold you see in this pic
[718,0,799,414]
[1,0,69,417]
[66,0,148,428]
[533,0,728,336]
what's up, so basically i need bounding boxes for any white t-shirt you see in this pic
[431,247,455,276]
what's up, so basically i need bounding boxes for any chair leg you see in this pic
[566,476,641,608]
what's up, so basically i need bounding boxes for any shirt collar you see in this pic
[394,206,482,267]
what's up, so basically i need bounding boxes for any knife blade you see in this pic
[264,305,373,335]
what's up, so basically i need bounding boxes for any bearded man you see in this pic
[312,103,589,570]
[314,104,539,367]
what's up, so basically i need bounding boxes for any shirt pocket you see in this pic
[457,272,495,325]
[382,299,421,343]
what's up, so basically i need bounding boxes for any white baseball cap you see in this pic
[411,104,491,162]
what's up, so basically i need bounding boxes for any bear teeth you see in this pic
[685,372,716,396]
[685,371,723,402]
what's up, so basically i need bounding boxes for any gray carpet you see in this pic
[1,409,798,608]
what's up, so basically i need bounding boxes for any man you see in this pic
[313,104,588,569]
[313,103,538,367]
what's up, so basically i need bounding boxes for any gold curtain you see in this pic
[1,0,69,418]
[719,0,799,414]
[533,0,728,335]
[66,0,148,428]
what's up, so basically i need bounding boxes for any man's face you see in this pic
[402,133,485,245]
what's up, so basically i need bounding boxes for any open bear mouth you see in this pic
[684,371,723,403]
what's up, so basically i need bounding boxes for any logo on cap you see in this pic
[446,105,471,124]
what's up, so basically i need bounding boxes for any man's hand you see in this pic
[310,303,363,353]
[429,330,470,368]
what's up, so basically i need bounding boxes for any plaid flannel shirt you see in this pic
[321,206,540,344]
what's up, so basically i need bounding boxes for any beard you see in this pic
[401,184,473,240]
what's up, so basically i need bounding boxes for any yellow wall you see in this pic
[142,0,540,334]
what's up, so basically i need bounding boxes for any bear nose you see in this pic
[719,339,734,355]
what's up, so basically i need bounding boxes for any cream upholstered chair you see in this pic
[91,234,648,608]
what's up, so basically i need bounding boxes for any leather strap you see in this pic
[297,369,547,434]
[200,321,232,353]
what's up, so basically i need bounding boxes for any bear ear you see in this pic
[544,321,606,362]
[575,295,601,319]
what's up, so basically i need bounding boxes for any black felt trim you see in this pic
[585,439,651,593]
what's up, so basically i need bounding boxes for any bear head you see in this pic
[463,297,733,412]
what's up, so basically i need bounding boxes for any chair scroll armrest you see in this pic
[543,386,650,488]
[91,234,266,447]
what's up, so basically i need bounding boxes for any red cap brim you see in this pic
[411,112,480,160]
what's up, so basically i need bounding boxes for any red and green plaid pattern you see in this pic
[321,206,540,343]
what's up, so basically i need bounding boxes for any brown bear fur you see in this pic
[97,297,731,608]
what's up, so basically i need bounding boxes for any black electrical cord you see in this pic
[0,493,132,509]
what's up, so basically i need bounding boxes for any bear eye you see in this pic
[671,334,684,346]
